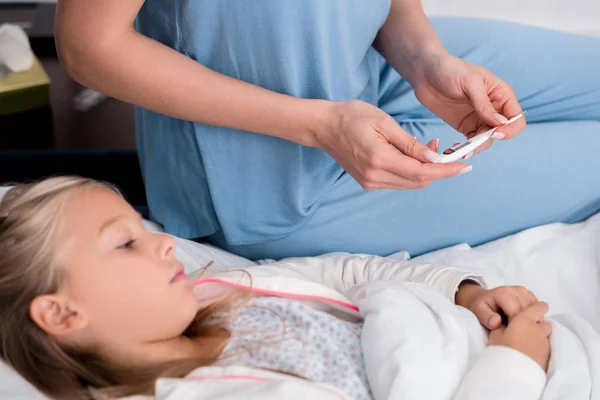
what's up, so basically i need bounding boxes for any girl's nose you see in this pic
[157,234,176,259]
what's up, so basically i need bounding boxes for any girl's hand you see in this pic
[414,53,526,155]
[489,302,552,371]
[455,283,539,330]
[316,100,471,191]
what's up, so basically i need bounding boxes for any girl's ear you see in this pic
[29,295,88,336]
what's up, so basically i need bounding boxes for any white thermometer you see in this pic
[436,111,527,163]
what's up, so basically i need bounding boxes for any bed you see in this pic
[1,184,599,399]
[1,1,599,398]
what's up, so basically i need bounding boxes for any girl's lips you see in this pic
[170,262,187,284]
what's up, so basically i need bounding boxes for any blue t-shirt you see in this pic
[135,1,393,244]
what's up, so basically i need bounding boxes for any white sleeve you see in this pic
[246,253,486,303]
[453,346,547,400]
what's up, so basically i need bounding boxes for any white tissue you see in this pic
[0,24,34,74]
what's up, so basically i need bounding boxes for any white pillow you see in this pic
[0,186,255,400]
[0,186,10,199]
[0,362,47,400]
[422,0,600,37]
[143,220,256,272]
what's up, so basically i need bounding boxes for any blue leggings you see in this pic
[213,18,600,260]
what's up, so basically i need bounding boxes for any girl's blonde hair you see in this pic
[0,176,247,400]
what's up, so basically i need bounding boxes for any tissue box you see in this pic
[0,55,50,116]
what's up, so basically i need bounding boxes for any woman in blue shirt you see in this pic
[56,1,600,260]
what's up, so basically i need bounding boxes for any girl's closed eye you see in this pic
[118,239,136,250]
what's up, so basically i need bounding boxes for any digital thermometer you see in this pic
[436,111,528,164]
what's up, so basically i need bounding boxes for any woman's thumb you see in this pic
[466,80,508,127]
[427,138,440,152]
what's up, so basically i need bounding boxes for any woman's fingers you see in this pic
[494,95,526,140]
[358,144,471,190]
[383,122,444,164]
[381,147,471,187]
[475,70,526,140]
[465,77,507,129]
[326,101,479,191]
[427,138,440,152]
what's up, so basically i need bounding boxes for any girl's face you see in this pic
[33,188,198,355]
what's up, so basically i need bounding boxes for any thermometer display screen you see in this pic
[443,140,472,155]
[453,140,472,151]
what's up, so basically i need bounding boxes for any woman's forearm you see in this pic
[374,0,448,86]
[55,0,328,147]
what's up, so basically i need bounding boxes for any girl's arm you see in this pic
[240,253,485,303]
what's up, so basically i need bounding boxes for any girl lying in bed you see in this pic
[0,177,551,400]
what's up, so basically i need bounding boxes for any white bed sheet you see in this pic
[422,0,600,38]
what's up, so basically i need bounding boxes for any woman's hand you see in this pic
[455,283,539,330]
[414,53,526,155]
[489,302,552,371]
[315,100,472,191]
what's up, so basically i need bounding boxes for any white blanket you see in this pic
[355,280,600,400]
[408,212,600,333]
